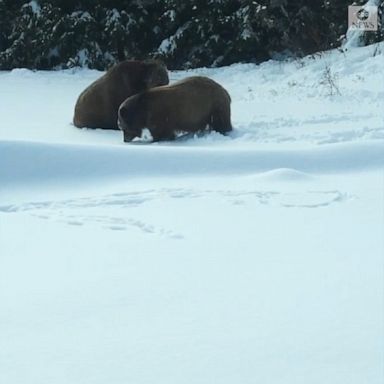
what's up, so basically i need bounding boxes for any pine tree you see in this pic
[0,0,382,70]
[0,0,11,53]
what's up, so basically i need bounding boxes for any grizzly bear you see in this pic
[118,76,232,142]
[73,60,169,130]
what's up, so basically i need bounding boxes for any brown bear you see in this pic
[73,60,169,130]
[118,76,232,142]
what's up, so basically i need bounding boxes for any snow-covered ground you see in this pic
[1,44,383,384]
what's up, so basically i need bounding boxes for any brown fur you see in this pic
[118,76,232,142]
[73,60,169,130]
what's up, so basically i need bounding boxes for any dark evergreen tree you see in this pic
[0,0,11,53]
[0,1,44,68]
[0,0,383,70]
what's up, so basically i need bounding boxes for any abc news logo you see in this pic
[348,6,378,31]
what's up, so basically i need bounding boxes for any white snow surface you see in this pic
[1,44,383,384]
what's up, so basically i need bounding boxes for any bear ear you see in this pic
[144,58,165,67]
[143,61,169,88]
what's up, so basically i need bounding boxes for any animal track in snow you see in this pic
[0,188,350,212]
[0,188,350,236]
[276,190,349,208]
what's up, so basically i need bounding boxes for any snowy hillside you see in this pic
[1,44,383,384]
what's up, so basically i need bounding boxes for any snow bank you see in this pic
[1,139,384,189]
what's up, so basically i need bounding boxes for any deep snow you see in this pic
[0,44,383,384]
